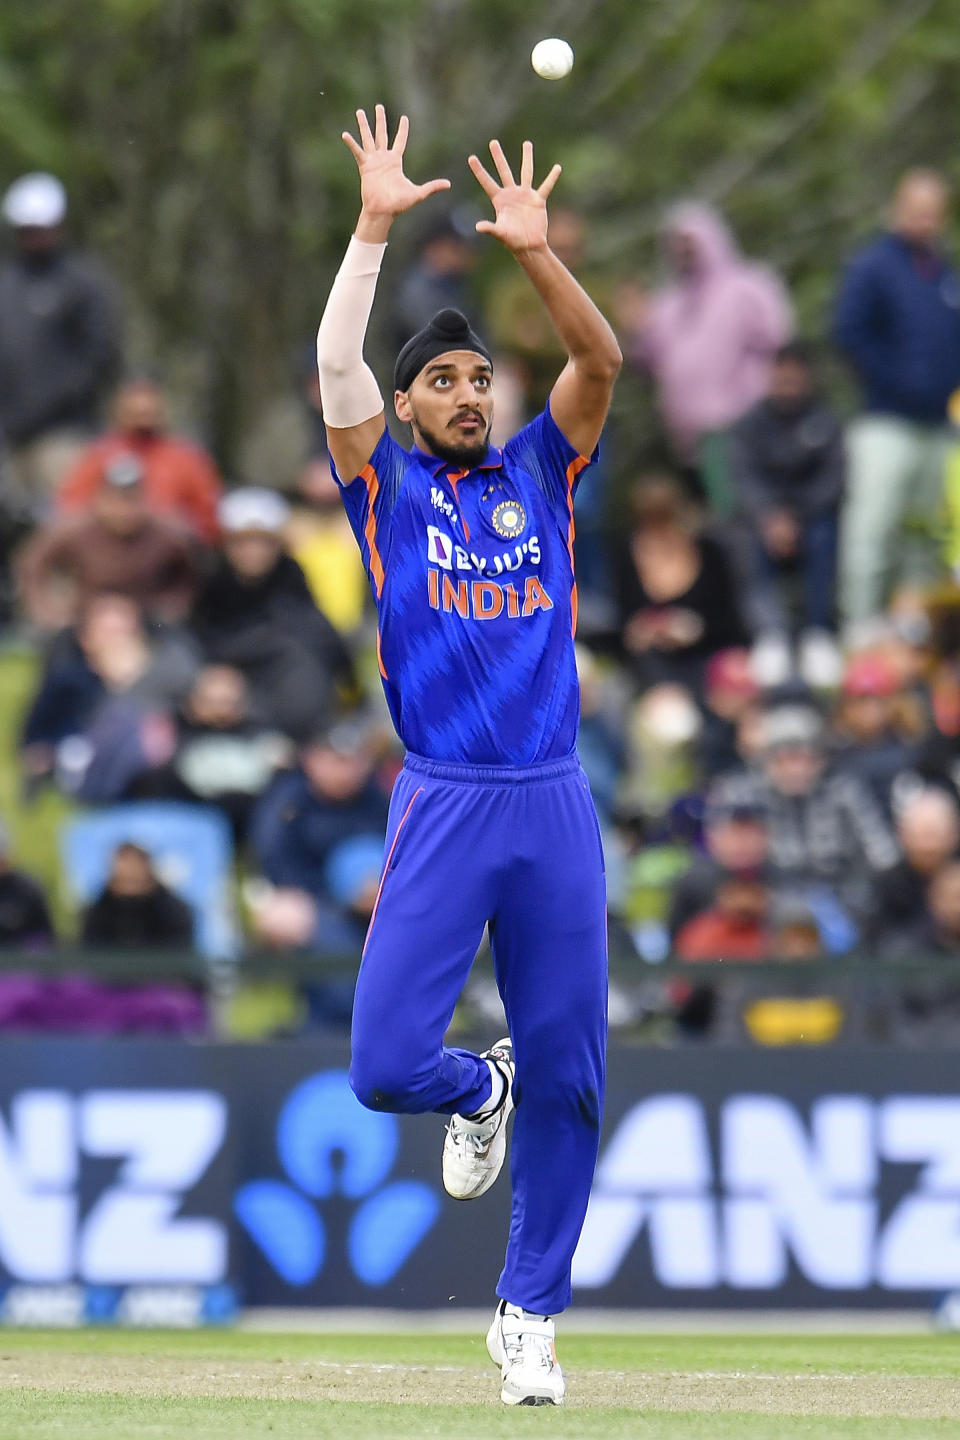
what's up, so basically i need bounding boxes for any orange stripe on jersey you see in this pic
[359,462,385,597]
[376,627,388,680]
[564,455,589,636]
[447,469,471,542]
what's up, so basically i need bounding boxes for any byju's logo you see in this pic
[234,1071,440,1287]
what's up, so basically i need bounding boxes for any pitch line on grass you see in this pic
[0,1358,955,1382]
[3,1356,960,1416]
[137,1360,960,1383]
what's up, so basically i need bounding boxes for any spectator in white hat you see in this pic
[0,172,121,508]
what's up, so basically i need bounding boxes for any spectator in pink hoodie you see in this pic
[618,203,792,508]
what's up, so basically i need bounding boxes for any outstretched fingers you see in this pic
[520,140,534,189]
[374,102,388,148]
[356,108,375,150]
[476,139,558,195]
[538,162,562,198]
[468,153,500,199]
[417,177,452,199]
[342,130,365,163]
[488,139,516,188]
[391,114,410,155]
[347,105,415,163]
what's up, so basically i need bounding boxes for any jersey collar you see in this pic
[413,444,504,477]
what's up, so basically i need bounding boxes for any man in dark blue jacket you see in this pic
[250,716,390,950]
[729,341,845,688]
[835,168,960,627]
[249,715,391,1025]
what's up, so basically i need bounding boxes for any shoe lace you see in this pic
[447,1117,494,1160]
[503,1320,554,1373]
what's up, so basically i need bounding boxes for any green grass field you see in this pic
[1,1328,960,1439]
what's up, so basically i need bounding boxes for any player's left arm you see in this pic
[469,140,621,456]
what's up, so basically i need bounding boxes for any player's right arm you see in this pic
[317,104,450,482]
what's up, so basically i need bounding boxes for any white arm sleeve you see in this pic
[316,236,387,429]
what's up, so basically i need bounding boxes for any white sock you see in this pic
[467,1059,506,1120]
[502,1300,550,1320]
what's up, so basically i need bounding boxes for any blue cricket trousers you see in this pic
[349,751,608,1317]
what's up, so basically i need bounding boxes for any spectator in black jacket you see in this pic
[134,664,288,839]
[709,701,900,946]
[729,342,845,690]
[872,788,960,948]
[697,648,761,781]
[907,675,960,807]
[390,212,479,353]
[191,488,357,740]
[0,173,121,509]
[81,842,193,949]
[614,474,748,697]
[0,821,54,948]
[912,861,960,956]
[669,792,771,941]
[877,860,960,1044]
[20,593,198,796]
[831,653,915,818]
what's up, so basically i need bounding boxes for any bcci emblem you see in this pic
[491,499,526,539]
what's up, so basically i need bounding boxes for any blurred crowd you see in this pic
[4,164,960,1039]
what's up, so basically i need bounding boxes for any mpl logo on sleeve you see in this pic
[430,486,459,527]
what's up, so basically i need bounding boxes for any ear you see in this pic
[394,388,412,424]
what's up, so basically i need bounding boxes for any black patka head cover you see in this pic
[394,308,493,393]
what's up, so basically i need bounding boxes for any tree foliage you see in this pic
[1,0,958,468]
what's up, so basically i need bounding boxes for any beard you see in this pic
[409,406,491,468]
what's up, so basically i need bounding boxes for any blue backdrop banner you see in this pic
[0,1037,958,1314]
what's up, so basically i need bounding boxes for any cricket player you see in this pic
[316,105,621,1406]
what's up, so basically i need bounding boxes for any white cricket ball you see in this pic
[531,37,574,81]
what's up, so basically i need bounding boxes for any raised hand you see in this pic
[468,140,562,255]
[343,104,450,233]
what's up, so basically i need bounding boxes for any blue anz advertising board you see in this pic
[234,1070,440,1288]
[1,1038,960,1316]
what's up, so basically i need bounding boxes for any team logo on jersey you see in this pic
[490,500,526,539]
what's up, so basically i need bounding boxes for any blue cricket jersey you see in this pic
[332,405,596,765]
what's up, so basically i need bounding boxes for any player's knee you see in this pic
[349,1051,418,1113]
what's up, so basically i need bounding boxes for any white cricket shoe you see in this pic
[486,1300,565,1406]
[441,1037,514,1201]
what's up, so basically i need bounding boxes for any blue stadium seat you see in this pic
[61,802,237,958]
